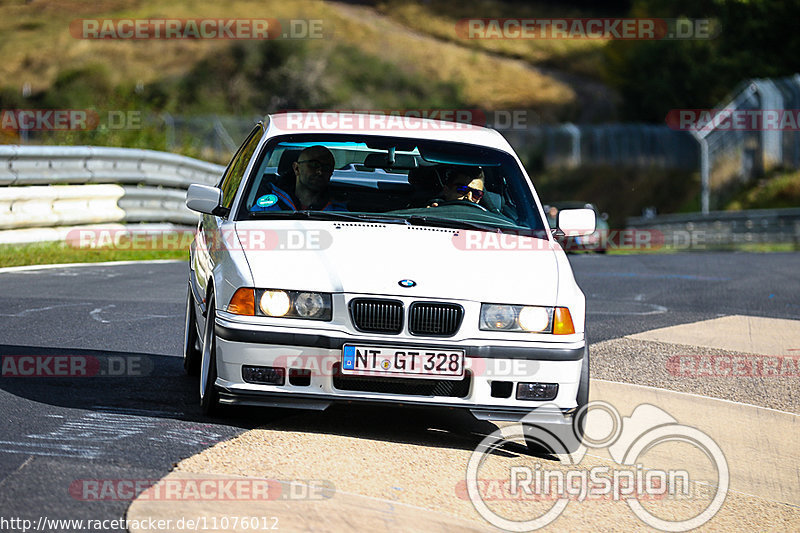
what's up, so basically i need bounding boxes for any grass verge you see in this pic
[0,240,187,269]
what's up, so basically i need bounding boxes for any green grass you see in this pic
[0,240,188,268]
[726,169,800,211]
[605,242,799,255]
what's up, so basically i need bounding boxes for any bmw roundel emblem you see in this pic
[398,279,416,288]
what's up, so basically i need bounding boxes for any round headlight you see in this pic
[294,292,325,318]
[518,306,550,332]
[260,290,291,316]
[485,305,515,329]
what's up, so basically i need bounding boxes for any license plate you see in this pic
[342,345,465,380]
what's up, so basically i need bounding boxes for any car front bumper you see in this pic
[212,315,587,423]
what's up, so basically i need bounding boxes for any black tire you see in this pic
[573,343,590,441]
[200,294,221,415]
[183,285,201,376]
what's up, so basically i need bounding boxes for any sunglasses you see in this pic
[454,185,484,201]
[297,159,334,172]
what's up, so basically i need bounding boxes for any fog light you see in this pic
[516,382,558,401]
[242,365,285,385]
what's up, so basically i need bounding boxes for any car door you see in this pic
[193,124,263,319]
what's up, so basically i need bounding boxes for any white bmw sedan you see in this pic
[184,112,595,451]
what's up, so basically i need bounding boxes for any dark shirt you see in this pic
[251,175,347,212]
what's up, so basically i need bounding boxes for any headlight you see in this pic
[518,306,551,331]
[294,292,326,318]
[482,304,516,330]
[260,290,292,317]
[480,304,554,333]
[256,289,332,321]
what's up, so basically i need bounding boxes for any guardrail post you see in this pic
[700,137,710,215]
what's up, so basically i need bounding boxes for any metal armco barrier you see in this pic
[0,145,225,244]
[627,208,800,249]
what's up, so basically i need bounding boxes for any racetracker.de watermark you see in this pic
[451,229,666,252]
[274,109,537,131]
[65,228,332,252]
[667,109,800,131]
[1,354,152,378]
[69,478,333,501]
[271,353,540,379]
[456,18,719,40]
[272,111,486,131]
[0,109,141,131]
[70,18,325,40]
[667,354,800,377]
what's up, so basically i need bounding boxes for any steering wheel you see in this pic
[435,200,489,212]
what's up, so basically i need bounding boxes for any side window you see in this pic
[219,126,262,209]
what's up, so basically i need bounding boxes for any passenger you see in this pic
[546,205,559,228]
[252,145,347,211]
[428,166,485,207]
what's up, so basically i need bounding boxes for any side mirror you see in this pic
[186,184,225,215]
[557,208,596,236]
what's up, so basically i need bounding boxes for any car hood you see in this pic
[234,220,560,305]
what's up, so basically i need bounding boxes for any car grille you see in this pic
[349,298,403,334]
[409,302,464,337]
[332,364,471,398]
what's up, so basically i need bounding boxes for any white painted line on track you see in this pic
[591,378,798,417]
[0,259,185,274]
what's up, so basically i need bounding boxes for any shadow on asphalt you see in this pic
[0,343,540,459]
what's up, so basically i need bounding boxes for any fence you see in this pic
[502,123,698,171]
[0,145,225,244]
[627,208,800,249]
[690,75,800,213]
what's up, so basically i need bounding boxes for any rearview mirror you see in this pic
[186,184,224,215]
[557,208,596,237]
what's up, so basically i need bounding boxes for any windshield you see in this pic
[235,134,547,234]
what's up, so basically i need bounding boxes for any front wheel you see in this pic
[200,294,221,415]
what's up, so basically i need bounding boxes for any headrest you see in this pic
[277,149,302,175]
[362,153,418,169]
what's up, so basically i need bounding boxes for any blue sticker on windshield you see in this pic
[256,194,278,208]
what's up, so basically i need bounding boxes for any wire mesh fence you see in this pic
[5,73,799,215]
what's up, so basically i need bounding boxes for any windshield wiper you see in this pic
[248,211,425,226]
[248,210,515,233]
[248,210,370,222]
[405,215,502,233]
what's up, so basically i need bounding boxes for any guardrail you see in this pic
[0,145,225,244]
[627,208,800,249]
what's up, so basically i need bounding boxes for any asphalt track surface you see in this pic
[0,252,798,531]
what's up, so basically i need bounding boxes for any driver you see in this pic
[251,145,347,212]
[428,166,485,207]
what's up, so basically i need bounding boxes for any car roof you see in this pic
[264,112,514,152]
